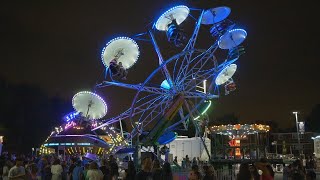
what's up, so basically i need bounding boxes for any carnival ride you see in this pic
[42,4,248,163]
[210,124,270,139]
[40,91,127,156]
[209,124,270,159]
[90,4,247,161]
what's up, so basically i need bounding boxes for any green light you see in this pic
[194,100,212,120]
[201,100,211,115]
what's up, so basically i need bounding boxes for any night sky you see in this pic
[1,0,319,131]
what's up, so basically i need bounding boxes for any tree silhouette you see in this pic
[209,113,240,126]
[0,78,71,154]
[305,104,320,133]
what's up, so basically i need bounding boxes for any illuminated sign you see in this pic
[63,111,80,122]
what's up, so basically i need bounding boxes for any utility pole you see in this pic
[272,141,278,157]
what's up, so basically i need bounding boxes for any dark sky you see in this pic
[0,0,319,129]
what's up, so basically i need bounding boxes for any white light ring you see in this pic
[215,64,237,85]
[72,91,108,120]
[218,29,247,50]
[101,37,140,70]
[155,5,190,31]
[201,6,231,25]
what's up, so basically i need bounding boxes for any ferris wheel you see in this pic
[92,5,247,148]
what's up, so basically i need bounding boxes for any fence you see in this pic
[172,169,237,180]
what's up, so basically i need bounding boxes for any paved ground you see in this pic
[274,172,320,180]
[172,172,320,180]
[274,172,284,180]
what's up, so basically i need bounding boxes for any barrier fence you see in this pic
[172,169,237,180]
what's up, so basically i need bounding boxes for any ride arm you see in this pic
[141,94,184,145]
[96,81,166,95]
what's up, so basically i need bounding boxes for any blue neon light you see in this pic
[48,143,59,146]
[229,28,247,35]
[44,142,90,147]
[161,80,171,90]
[77,143,91,146]
[218,29,247,49]
[158,131,177,145]
[63,111,80,122]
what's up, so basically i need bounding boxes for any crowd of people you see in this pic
[138,156,214,180]
[0,153,175,180]
[237,157,317,180]
[0,153,217,180]
[237,158,275,180]
[0,152,319,180]
[282,156,317,180]
[0,153,121,180]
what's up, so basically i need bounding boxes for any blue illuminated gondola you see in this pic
[116,147,135,154]
[158,131,177,145]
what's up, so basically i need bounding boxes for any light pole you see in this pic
[272,141,278,157]
[293,111,301,156]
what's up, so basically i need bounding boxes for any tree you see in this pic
[0,78,71,153]
[209,113,240,126]
[305,104,320,133]
[265,120,279,133]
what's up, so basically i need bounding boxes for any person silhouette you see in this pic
[109,58,119,75]
[118,62,128,80]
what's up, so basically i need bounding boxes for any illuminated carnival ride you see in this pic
[210,124,270,159]
[40,91,127,155]
[93,4,247,158]
[42,5,248,161]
